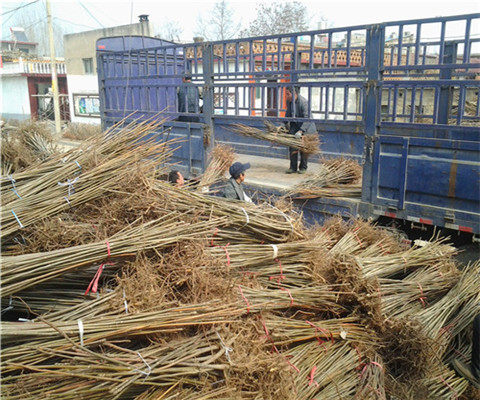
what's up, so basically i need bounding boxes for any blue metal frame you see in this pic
[97,14,480,234]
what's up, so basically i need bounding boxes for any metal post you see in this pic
[46,0,61,135]
[438,41,456,125]
[202,43,215,150]
[361,24,384,204]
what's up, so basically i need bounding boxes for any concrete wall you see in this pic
[1,76,30,121]
[64,21,152,75]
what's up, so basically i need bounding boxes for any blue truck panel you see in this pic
[97,14,480,236]
[376,137,479,210]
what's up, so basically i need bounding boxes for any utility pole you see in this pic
[46,0,61,135]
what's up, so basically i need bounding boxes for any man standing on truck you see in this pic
[284,86,316,174]
[177,74,200,122]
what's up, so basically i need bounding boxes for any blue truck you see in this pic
[96,13,480,246]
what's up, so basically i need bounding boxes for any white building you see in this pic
[1,28,68,122]
[0,56,68,122]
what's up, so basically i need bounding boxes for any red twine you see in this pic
[418,283,427,307]
[269,258,285,283]
[85,240,112,296]
[210,227,219,246]
[242,271,257,278]
[261,318,279,352]
[85,261,114,295]
[360,361,384,378]
[309,365,319,387]
[280,287,294,307]
[224,243,230,265]
[238,285,250,314]
[353,231,363,247]
[438,376,458,400]
[354,344,365,371]
[306,320,334,344]
[210,229,230,267]
[260,317,299,373]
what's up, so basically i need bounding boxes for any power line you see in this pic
[23,17,46,31]
[77,1,104,28]
[1,0,40,16]
[1,0,42,30]
[53,17,98,31]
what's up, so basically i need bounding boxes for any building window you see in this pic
[83,58,94,74]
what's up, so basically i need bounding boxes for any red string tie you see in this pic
[353,231,363,247]
[354,344,365,371]
[223,243,230,265]
[269,258,285,283]
[84,240,112,296]
[238,285,250,314]
[309,365,319,387]
[439,376,458,400]
[418,283,427,307]
[280,287,294,307]
[210,227,219,246]
[360,361,384,378]
[306,320,334,343]
[261,317,281,354]
[85,261,114,295]
[260,316,299,373]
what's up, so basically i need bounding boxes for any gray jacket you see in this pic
[224,177,246,201]
[286,94,316,134]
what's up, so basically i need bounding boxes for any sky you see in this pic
[1,0,479,43]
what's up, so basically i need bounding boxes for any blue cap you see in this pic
[229,162,251,178]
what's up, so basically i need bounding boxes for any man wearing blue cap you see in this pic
[224,161,252,202]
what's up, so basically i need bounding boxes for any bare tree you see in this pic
[245,1,310,37]
[158,20,183,42]
[194,0,240,41]
[2,1,71,57]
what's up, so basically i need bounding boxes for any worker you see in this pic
[451,314,480,389]
[168,170,185,188]
[177,73,200,122]
[224,161,252,202]
[284,86,316,174]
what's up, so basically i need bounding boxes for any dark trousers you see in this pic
[289,147,308,171]
[473,314,480,377]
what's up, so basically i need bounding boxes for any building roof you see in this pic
[0,40,38,46]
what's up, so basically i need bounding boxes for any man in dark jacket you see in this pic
[177,74,200,122]
[285,86,316,174]
[223,162,252,202]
